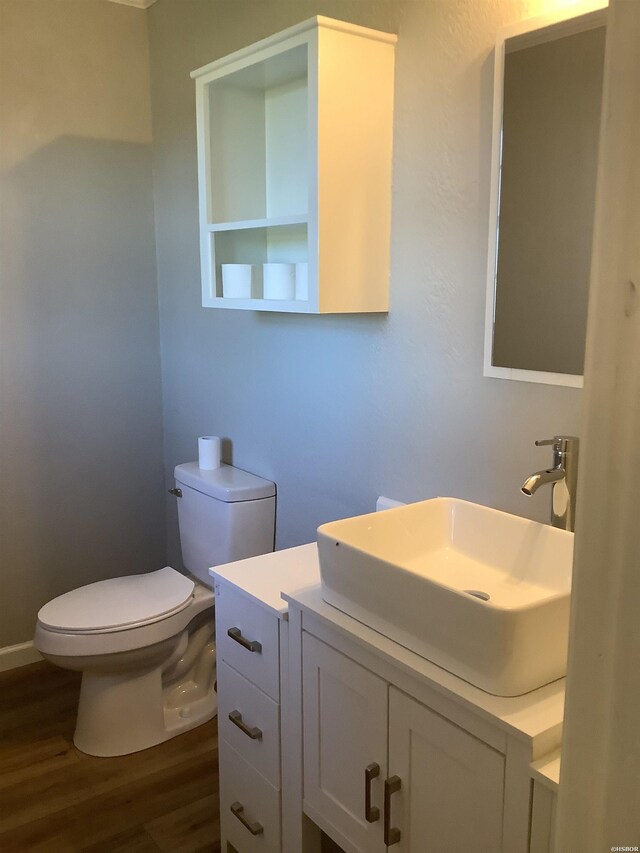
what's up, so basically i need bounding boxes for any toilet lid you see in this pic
[37,567,195,633]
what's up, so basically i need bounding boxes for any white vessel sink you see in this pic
[317,498,574,696]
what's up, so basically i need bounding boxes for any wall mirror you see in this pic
[484,1,607,387]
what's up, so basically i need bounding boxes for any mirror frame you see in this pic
[483,0,608,388]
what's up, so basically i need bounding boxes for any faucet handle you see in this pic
[535,438,557,447]
[535,436,579,452]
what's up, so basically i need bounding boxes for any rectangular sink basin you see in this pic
[317,498,574,696]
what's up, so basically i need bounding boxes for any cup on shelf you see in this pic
[295,262,309,301]
[221,264,260,299]
[263,263,296,300]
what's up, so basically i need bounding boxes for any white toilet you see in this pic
[34,462,275,757]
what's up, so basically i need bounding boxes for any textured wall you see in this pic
[147,0,584,565]
[0,0,165,647]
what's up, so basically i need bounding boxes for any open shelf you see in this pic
[205,43,308,226]
[206,222,311,309]
[206,214,308,233]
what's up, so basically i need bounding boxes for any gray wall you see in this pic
[148,0,584,567]
[0,0,165,647]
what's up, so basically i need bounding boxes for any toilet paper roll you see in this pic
[198,436,221,470]
[221,264,259,299]
[263,263,296,300]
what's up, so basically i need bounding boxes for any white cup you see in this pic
[263,263,296,300]
[295,262,309,301]
[221,264,259,299]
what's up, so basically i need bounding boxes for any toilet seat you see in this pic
[37,567,195,634]
[35,580,213,659]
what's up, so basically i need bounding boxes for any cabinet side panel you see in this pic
[529,783,556,853]
[195,79,214,304]
[208,85,267,223]
[265,77,308,219]
[316,29,395,313]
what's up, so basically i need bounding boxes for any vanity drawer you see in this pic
[220,739,281,853]
[218,660,281,788]
[216,583,280,701]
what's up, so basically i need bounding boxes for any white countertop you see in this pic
[212,541,565,745]
[210,542,320,616]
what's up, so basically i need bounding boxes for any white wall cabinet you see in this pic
[191,16,396,313]
[303,634,506,852]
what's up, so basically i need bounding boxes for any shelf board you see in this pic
[207,215,308,233]
[206,296,313,313]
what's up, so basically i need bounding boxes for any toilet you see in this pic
[34,462,275,757]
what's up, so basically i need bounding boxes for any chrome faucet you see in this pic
[521,436,579,532]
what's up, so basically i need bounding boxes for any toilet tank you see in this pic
[173,462,276,586]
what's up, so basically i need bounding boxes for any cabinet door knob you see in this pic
[230,801,264,836]
[227,626,262,653]
[365,763,380,822]
[384,775,402,846]
[229,709,263,740]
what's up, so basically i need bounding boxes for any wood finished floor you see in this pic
[0,661,220,852]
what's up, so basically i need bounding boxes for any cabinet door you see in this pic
[389,688,505,853]
[302,633,387,853]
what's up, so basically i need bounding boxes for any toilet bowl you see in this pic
[35,569,216,756]
[35,462,276,757]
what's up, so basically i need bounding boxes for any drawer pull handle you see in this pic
[228,626,262,653]
[230,801,264,836]
[229,709,263,740]
[365,762,380,822]
[384,775,402,846]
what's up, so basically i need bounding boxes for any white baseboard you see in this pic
[0,641,43,673]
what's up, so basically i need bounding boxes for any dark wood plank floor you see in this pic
[0,661,220,852]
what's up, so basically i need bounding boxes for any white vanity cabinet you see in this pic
[191,16,396,314]
[215,583,283,852]
[302,634,504,852]
[212,544,565,853]
[286,583,566,853]
[210,546,321,853]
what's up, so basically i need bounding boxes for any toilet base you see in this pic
[73,613,217,757]
[73,667,217,757]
